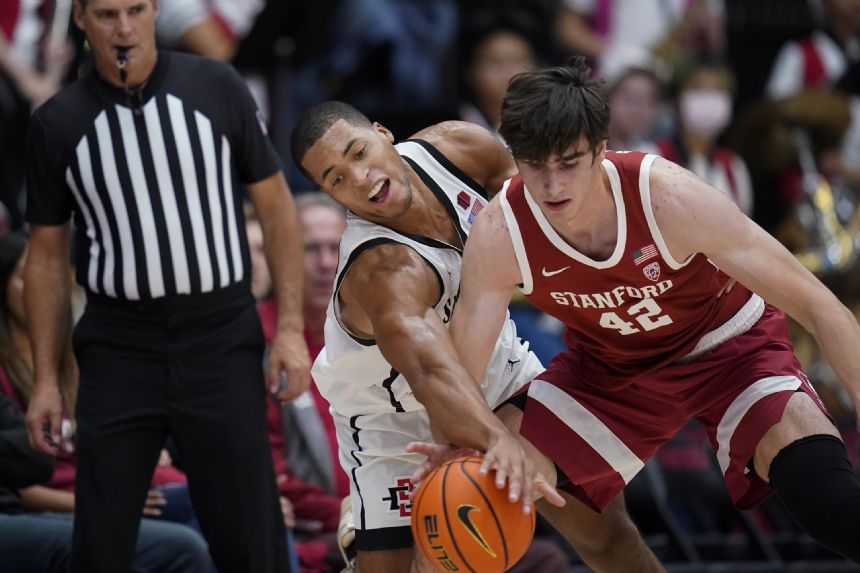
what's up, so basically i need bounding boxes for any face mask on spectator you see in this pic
[679,89,732,139]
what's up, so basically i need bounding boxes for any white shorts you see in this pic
[335,344,543,551]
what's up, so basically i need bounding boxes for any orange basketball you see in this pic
[411,455,536,573]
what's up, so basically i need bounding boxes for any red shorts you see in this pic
[518,304,830,512]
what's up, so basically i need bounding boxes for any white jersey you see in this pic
[313,138,539,418]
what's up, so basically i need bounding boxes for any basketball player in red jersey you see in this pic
[444,57,860,562]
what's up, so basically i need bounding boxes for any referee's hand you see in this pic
[268,329,311,403]
[26,381,63,455]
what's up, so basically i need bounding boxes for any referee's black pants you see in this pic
[69,285,290,573]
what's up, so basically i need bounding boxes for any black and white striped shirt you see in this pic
[25,51,280,300]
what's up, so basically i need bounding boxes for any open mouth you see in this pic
[368,179,390,204]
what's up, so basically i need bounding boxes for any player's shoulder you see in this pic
[341,240,437,302]
[411,121,505,161]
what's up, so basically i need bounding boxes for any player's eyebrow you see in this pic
[321,138,359,182]
[560,149,587,161]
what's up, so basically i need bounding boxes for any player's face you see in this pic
[303,119,414,222]
[515,138,607,225]
[301,205,345,313]
[74,0,158,82]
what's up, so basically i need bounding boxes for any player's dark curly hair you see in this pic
[500,56,610,163]
[291,101,373,181]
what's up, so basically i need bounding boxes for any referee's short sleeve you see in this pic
[25,111,74,225]
[224,66,282,184]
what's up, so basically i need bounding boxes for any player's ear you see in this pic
[373,122,395,144]
[592,139,608,164]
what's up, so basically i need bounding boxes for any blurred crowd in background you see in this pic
[3,0,860,571]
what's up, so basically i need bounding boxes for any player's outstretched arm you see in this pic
[341,243,544,511]
[651,157,860,414]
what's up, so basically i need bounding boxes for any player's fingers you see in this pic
[410,461,436,487]
[405,441,449,461]
[503,456,523,503]
[479,451,495,475]
[535,474,566,507]
[493,459,509,490]
[519,461,535,512]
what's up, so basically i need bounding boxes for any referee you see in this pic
[22,0,311,571]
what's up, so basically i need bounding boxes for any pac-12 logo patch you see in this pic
[382,477,414,517]
[643,261,661,282]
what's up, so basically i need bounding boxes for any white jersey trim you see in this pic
[677,294,765,363]
[499,179,534,295]
[639,154,694,270]
[520,159,627,269]
[715,375,802,475]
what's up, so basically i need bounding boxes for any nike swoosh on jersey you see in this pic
[541,266,571,277]
[457,504,497,557]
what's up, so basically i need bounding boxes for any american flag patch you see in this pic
[456,191,471,209]
[468,198,485,223]
[632,244,658,265]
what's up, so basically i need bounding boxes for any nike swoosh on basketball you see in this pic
[457,504,497,557]
[541,266,570,277]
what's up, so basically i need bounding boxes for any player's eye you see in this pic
[355,146,366,159]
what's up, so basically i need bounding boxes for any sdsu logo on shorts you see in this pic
[382,477,414,517]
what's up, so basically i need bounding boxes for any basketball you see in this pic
[411,455,536,573]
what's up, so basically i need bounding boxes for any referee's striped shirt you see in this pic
[25,51,281,301]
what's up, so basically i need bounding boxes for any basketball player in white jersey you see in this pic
[290,102,664,573]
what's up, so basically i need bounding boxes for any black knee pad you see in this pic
[768,434,860,562]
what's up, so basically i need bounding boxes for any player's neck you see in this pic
[391,168,462,247]
[552,166,618,258]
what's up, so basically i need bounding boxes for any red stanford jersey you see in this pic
[501,151,763,385]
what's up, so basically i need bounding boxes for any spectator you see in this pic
[23,0,310,571]
[765,0,860,100]
[0,235,210,572]
[557,0,726,83]
[0,231,206,539]
[648,58,754,215]
[459,20,538,135]
[253,194,347,572]
[154,0,265,61]
[0,392,212,573]
[608,66,664,151]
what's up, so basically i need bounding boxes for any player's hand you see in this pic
[483,429,565,512]
[406,442,479,486]
[143,488,167,517]
[268,329,311,403]
[407,439,565,511]
[25,381,63,455]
